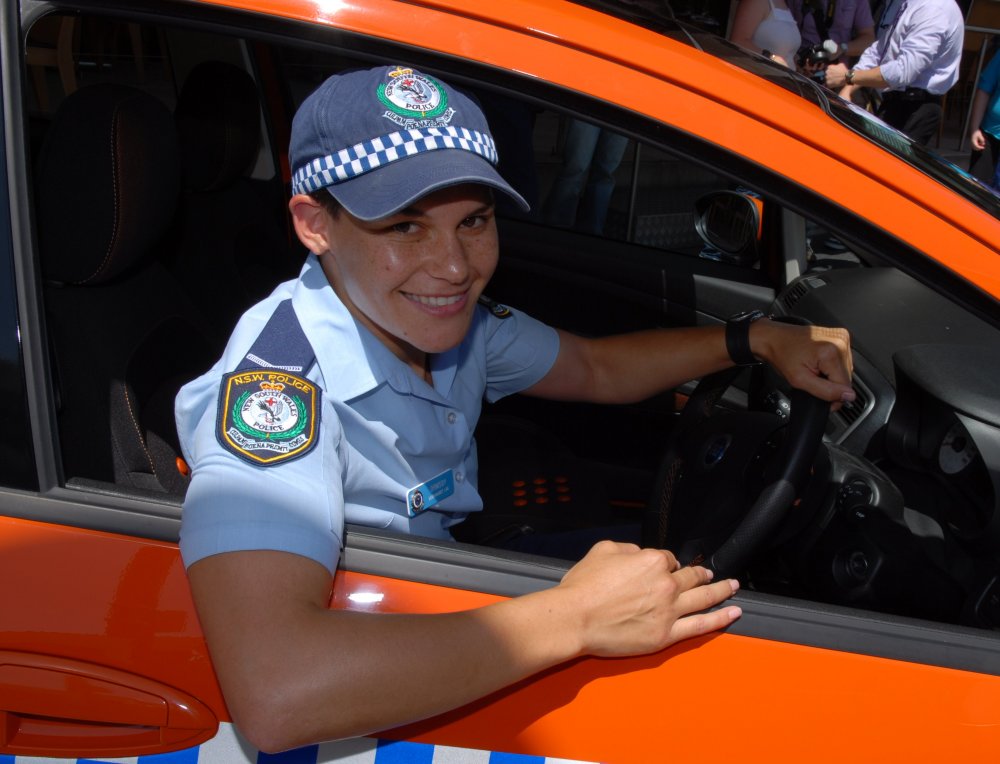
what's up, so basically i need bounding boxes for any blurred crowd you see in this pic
[729,0,1000,188]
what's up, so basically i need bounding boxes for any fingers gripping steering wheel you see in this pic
[641,362,829,579]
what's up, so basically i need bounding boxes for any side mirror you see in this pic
[694,190,763,267]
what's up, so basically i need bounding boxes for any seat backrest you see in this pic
[170,60,301,335]
[35,83,220,494]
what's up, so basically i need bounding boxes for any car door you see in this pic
[3,2,1000,764]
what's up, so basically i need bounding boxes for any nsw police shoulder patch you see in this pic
[217,369,321,466]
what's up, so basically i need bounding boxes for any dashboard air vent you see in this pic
[837,384,870,426]
[782,276,826,310]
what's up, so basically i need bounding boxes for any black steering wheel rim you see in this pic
[642,362,829,579]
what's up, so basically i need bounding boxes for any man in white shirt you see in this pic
[824,0,964,144]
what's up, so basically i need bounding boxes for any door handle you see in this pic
[0,651,217,757]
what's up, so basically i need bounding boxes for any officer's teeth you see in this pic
[411,294,462,306]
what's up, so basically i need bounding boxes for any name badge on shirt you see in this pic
[407,469,455,517]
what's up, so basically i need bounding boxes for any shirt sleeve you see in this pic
[878,3,949,89]
[855,39,879,70]
[481,306,560,403]
[176,366,346,575]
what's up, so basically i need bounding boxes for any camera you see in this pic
[796,38,840,69]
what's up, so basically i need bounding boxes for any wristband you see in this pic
[725,310,767,366]
[846,68,856,85]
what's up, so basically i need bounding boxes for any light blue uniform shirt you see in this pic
[855,0,963,95]
[176,254,560,574]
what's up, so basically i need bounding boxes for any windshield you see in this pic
[828,97,1000,216]
[573,1,1000,218]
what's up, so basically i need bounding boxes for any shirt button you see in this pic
[447,411,458,424]
[455,471,464,482]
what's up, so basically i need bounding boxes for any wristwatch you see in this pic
[845,68,856,85]
[725,310,767,366]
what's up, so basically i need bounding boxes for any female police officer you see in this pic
[177,65,854,751]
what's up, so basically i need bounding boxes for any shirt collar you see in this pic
[291,254,380,401]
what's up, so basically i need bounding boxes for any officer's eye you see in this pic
[461,211,492,229]
[390,221,420,235]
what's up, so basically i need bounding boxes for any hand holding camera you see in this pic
[797,39,843,81]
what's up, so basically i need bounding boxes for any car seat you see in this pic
[35,83,221,495]
[169,60,301,336]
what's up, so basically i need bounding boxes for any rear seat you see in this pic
[169,60,302,337]
[35,83,221,494]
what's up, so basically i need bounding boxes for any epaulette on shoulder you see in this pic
[216,299,321,467]
[477,294,512,319]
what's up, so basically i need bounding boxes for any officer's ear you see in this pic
[289,193,333,255]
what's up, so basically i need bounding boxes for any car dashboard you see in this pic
[766,265,1000,627]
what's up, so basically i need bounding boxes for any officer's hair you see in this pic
[309,189,341,217]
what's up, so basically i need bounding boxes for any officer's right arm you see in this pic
[186,542,741,753]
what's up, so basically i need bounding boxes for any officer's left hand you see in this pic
[750,319,854,408]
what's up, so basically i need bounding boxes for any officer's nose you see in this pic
[428,232,471,283]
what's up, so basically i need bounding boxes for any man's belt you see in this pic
[883,88,943,103]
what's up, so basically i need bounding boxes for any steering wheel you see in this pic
[641,362,829,578]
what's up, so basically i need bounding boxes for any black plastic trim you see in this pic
[0,485,182,542]
[0,1,37,491]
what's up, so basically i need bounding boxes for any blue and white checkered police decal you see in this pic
[1,723,597,764]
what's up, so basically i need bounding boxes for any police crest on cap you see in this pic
[378,67,454,128]
[217,370,320,466]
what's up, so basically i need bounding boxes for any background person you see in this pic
[542,118,629,235]
[177,65,854,752]
[968,46,1000,191]
[730,0,802,67]
[824,0,964,145]
[789,0,874,72]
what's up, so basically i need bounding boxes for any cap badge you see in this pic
[379,67,454,128]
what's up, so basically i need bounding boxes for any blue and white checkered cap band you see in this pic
[291,125,499,196]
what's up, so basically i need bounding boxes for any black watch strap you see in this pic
[725,310,767,366]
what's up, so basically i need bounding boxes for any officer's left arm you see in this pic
[523,320,854,406]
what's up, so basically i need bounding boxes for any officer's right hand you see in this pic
[556,540,741,658]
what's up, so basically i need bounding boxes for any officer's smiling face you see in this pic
[318,183,499,375]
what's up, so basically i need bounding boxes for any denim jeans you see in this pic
[544,119,629,234]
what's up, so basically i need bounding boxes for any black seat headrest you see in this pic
[36,84,180,286]
[175,61,262,193]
